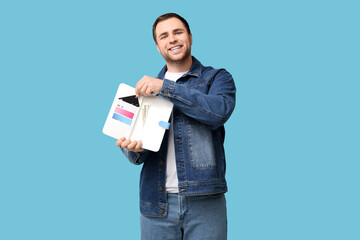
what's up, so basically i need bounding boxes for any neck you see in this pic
[166,55,192,73]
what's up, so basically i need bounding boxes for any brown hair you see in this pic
[152,13,191,43]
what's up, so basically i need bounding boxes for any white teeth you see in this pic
[171,46,181,51]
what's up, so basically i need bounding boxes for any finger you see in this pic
[121,139,131,148]
[135,140,144,152]
[116,137,126,147]
[139,84,149,96]
[135,86,142,97]
[127,140,138,151]
[136,80,144,97]
[146,85,154,96]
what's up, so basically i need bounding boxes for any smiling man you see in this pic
[116,13,236,240]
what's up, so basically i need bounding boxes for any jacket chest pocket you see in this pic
[186,122,216,169]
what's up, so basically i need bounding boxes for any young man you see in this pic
[116,13,236,240]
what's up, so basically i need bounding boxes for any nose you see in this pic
[169,34,177,43]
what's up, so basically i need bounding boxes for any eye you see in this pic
[176,31,183,35]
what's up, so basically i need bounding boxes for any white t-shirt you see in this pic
[164,71,188,193]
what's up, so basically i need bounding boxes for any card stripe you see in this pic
[112,113,132,125]
[115,107,134,119]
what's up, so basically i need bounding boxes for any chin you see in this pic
[170,53,191,63]
[165,55,184,63]
[171,57,186,62]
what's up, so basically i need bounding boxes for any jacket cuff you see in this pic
[160,79,175,98]
[121,147,149,165]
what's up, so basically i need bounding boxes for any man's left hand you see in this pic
[135,76,163,97]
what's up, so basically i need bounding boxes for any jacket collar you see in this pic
[157,56,202,79]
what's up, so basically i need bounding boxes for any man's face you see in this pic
[155,17,192,65]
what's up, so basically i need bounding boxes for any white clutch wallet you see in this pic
[102,83,173,152]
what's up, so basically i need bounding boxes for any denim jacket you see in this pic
[121,56,236,217]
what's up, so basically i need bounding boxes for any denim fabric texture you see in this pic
[122,56,236,217]
[140,193,227,240]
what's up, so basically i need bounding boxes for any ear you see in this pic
[190,33,193,45]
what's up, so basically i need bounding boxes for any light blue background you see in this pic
[1,0,359,239]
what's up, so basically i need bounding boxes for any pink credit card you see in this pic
[114,107,134,119]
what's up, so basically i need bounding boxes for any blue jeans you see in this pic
[140,193,227,240]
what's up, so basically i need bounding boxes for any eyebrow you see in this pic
[158,28,185,39]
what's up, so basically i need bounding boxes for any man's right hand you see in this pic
[116,137,144,152]
[135,75,163,97]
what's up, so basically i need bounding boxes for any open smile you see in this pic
[169,45,183,51]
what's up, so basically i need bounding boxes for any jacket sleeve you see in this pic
[120,147,151,165]
[159,69,236,130]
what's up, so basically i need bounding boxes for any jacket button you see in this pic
[159,209,164,214]
[164,88,169,94]
[159,186,164,191]
[159,160,164,165]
